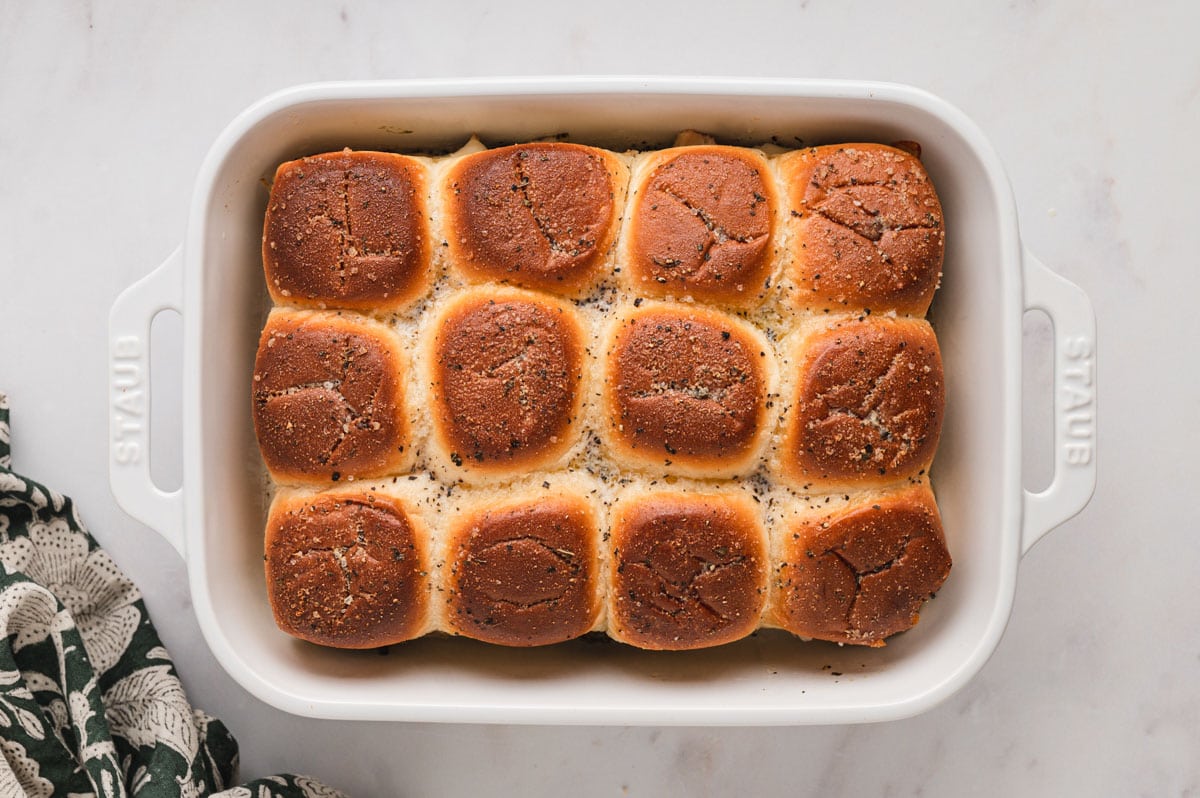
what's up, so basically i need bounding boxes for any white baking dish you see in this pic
[108,78,1096,725]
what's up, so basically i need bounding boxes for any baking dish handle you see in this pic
[1021,248,1097,555]
[108,247,185,558]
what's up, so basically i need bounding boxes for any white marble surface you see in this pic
[1,1,1197,794]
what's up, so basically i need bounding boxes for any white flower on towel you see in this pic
[103,664,197,765]
[0,669,47,742]
[0,737,54,797]
[0,580,63,654]
[0,518,141,674]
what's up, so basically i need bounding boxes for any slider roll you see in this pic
[442,142,628,296]
[622,145,778,308]
[780,316,944,493]
[265,490,432,649]
[607,491,768,650]
[425,287,586,481]
[601,302,776,478]
[779,143,943,315]
[263,150,433,313]
[252,310,413,485]
[769,483,951,646]
[445,491,602,646]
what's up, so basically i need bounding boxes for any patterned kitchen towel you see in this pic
[0,392,346,798]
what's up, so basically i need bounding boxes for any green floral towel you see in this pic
[0,393,345,798]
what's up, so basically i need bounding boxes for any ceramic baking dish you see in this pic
[108,77,1097,725]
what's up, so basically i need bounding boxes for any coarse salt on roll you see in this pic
[443,478,603,646]
[621,145,780,308]
[265,485,434,648]
[263,150,433,313]
[767,481,951,646]
[441,141,629,296]
[600,300,777,479]
[776,314,944,494]
[607,487,768,650]
[778,143,943,315]
[252,309,413,485]
[421,286,587,483]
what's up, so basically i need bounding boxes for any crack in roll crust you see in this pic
[252,312,409,484]
[781,143,943,315]
[603,304,773,476]
[263,150,431,312]
[446,497,600,646]
[783,317,944,490]
[624,146,777,307]
[771,484,951,646]
[443,142,627,295]
[265,492,429,648]
[608,493,767,650]
[429,289,585,475]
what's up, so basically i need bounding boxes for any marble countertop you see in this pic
[1,1,1197,794]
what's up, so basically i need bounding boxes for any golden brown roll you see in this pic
[778,315,943,492]
[607,490,768,650]
[768,482,951,646]
[444,488,602,646]
[779,143,943,315]
[263,150,432,313]
[441,142,628,296]
[621,145,778,308]
[600,302,776,478]
[252,310,412,485]
[424,287,586,481]
[265,488,432,648]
